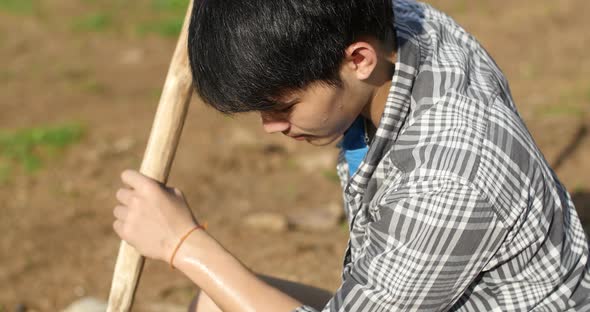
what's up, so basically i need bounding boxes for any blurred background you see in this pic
[0,0,588,311]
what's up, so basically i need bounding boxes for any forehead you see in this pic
[276,81,343,101]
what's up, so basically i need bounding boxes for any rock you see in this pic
[112,136,136,154]
[119,48,144,66]
[61,297,107,312]
[244,212,289,232]
[288,202,344,232]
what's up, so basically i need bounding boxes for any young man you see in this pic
[112,0,590,311]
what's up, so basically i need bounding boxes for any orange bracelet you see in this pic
[170,223,208,270]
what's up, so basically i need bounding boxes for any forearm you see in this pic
[174,230,303,312]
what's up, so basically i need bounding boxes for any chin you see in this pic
[306,134,342,146]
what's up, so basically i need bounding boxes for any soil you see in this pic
[1,0,589,311]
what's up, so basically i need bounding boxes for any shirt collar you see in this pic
[346,28,422,196]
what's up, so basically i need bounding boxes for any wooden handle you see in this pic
[106,1,194,311]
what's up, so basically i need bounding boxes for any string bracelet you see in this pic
[170,222,208,270]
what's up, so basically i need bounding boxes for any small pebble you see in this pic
[289,202,344,232]
[61,297,106,312]
[112,136,136,154]
[244,212,289,232]
[119,48,144,66]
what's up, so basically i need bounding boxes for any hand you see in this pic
[113,169,199,263]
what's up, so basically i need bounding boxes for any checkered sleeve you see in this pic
[294,178,508,311]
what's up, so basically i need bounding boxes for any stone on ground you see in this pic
[244,212,289,232]
[61,297,107,312]
[288,202,344,232]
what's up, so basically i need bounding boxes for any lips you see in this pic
[288,134,306,140]
[283,132,308,141]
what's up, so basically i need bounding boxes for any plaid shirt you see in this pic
[295,1,590,311]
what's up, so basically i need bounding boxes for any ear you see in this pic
[343,41,378,81]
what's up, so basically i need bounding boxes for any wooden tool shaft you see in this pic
[106,1,194,311]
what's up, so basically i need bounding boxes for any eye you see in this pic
[278,104,294,113]
[276,99,299,113]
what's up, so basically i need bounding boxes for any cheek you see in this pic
[299,96,339,128]
[317,95,345,129]
[295,86,356,134]
[328,91,358,129]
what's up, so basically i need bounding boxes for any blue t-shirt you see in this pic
[341,117,369,177]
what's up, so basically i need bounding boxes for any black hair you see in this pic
[188,0,395,114]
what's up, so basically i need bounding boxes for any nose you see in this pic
[260,111,290,134]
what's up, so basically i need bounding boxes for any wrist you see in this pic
[171,227,212,274]
[169,224,207,269]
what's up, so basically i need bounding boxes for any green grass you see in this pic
[72,12,112,33]
[150,87,163,100]
[152,0,189,13]
[0,161,10,183]
[340,220,349,233]
[0,123,84,176]
[451,0,468,15]
[573,184,586,194]
[537,104,586,118]
[57,65,108,95]
[137,17,184,38]
[80,78,108,94]
[536,84,590,118]
[136,0,189,38]
[0,0,35,14]
[63,0,190,39]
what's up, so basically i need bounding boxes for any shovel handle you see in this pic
[106,1,194,310]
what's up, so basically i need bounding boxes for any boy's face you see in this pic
[259,39,392,146]
[260,74,371,146]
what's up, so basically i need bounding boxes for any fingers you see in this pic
[121,169,155,192]
[116,188,134,205]
[113,205,128,221]
[113,206,129,242]
[113,219,125,238]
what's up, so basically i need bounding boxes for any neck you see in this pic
[361,53,396,128]
[362,79,392,128]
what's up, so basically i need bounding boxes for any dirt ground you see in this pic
[1,0,589,311]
